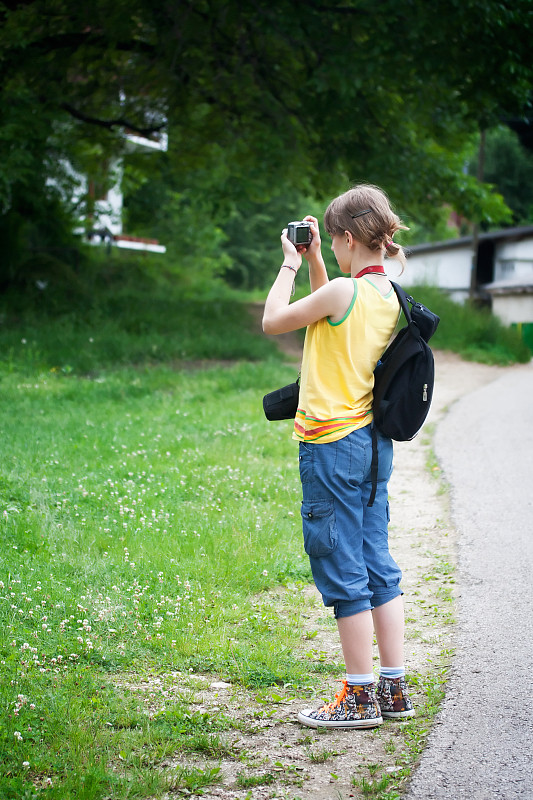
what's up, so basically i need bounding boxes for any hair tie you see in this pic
[385,240,394,249]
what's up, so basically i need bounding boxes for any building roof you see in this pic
[407,225,533,256]
[483,274,533,294]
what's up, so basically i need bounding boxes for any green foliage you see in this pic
[0,203,82,292]
[123,151,344,292]
[122,149,233,284]
[469,126,533,226]
[2,0,533,294]
[0,86,84,287]
[400,210,462,247]
[237,771,275,788]
[407,286,532,364]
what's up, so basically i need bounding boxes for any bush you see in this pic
[407,286,531,365]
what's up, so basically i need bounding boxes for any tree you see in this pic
[469,126,533,226]
[1,0,532,287]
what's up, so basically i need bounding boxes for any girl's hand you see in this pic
[301,215,322,261]
[281,228,303,269]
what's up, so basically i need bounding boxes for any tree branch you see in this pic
[21,31,156,57]
[60,103,166,138]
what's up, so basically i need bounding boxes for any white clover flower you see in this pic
[14,731,23,741]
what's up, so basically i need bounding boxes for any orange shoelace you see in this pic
[319,680,349,713]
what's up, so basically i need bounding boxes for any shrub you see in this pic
[407,286,531,365]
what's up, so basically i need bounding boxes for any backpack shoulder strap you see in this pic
[368,424,379,508]
[390,281,413,323]
[368,282,418,509]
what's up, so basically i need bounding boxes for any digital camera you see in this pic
[287,221,312,247]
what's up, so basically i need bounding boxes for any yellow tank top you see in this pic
[293,277,400,443]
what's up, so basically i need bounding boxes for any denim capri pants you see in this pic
[298,425,402,618]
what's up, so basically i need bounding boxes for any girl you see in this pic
[263,184,415,729]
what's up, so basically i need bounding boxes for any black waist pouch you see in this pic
[263,380,299,421]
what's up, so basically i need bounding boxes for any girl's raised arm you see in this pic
[302,216,329,293]
[262,223,347,335]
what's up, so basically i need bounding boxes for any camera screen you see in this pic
[295,227,309,243]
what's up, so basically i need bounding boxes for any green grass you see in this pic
[0,360,313,796]
[237,771,276,788]
[0,288,310,797]
[0,289,278,375]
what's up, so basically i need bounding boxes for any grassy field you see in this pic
[0,298,313,797]
[0,282,530,799]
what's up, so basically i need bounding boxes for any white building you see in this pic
[75,130,168,253]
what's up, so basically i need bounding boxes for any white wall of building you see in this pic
[491,294,533,325]
[403,246,472,288]
[390,243,473,303]
[92,160,124,236]
[63,130,168,247]
[494,238,533,282]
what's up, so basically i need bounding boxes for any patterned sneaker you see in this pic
[297,681,383,729]
[376,675,415,719]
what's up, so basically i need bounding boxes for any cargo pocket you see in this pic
[301,500,337,557]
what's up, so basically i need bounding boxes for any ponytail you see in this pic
[324,184,409,273]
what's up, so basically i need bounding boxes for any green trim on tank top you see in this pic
[327,278,358,327]
[363,276,395,299]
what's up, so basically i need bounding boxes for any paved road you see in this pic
[405,361,533,800]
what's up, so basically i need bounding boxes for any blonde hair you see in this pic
[323,184,409,272]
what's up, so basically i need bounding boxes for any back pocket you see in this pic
[301,500,337,557]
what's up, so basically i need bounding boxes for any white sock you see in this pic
[379,666,405,679]
[346,672,374,686]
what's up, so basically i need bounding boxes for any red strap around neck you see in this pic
[354,265,386,279]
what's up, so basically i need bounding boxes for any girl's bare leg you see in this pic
[336,610,374,674]
[371,595,405,668]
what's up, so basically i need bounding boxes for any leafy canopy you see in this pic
[1,0,532,285]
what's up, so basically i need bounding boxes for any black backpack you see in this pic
[368,282,440,506]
